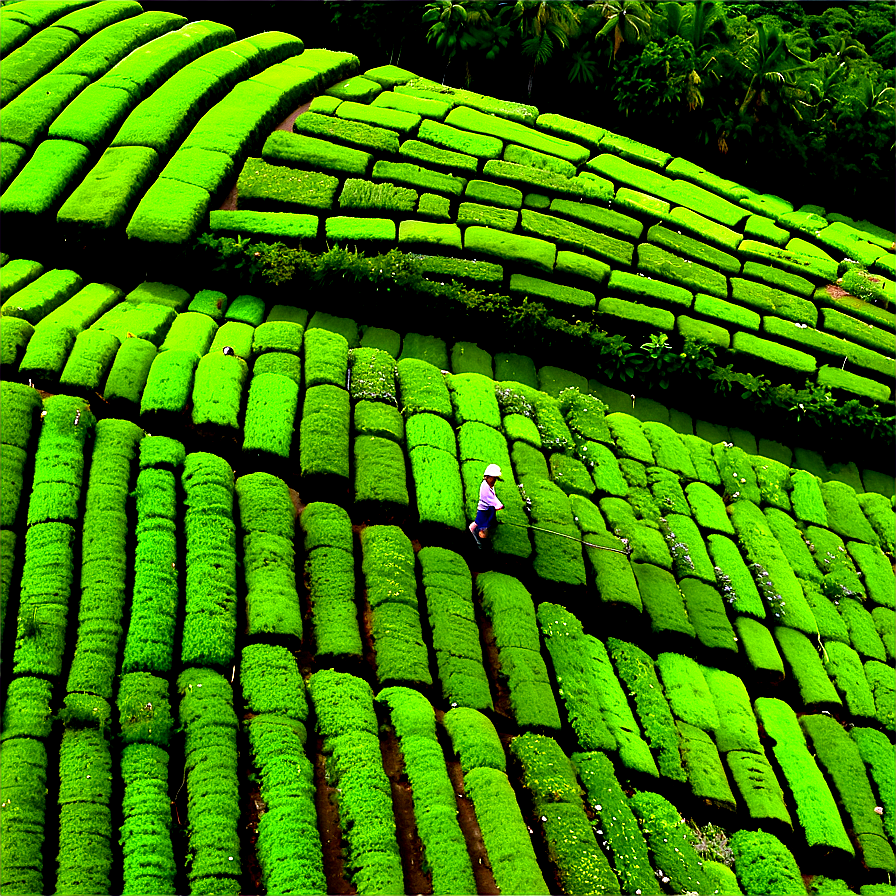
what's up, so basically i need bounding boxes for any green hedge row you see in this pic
[361,525,430,686]
[377,687,477,895]
[67,419,142,701]
[306,670,404,894]
[177,668,241,892]
[476,571,559,729]
[121,439,182,673]
[180,452,237,667]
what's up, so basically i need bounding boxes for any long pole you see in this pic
[500,520,631,554]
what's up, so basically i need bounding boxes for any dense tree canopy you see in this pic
[143,0,893,227]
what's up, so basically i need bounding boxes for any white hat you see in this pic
[483,464,502,479]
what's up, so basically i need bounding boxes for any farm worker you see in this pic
[470,463,504,545]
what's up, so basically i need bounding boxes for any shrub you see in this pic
[607,270,692,310]
[663,513,715,582]
[140,350,198,415]
[372,160,466,197]
[724,749,792,827]
[729,830,805,896]
[696,666,758,756]
[396,358,452,418]
[159,311,217,356]
[241,372,298,459]
[372,89,450,119]
[417,118,502,158]
[464,226,556,273]
[523,478,588,587]
[463,767,550,895]
[603,502,672,570]
[655,651,718,732]
[325,74,381,102]
[511,734,621,895]
[400,139,478,174]
[41,282,124,332]
[801,713,895,871]
[456,201,518,232]
[729,499,819,634]
[629,791,711,895]
[865,661,895,732]
[305,543,361,659]
[299,385,350,480]
[680,578,737,653]
[606,638,686,781]
[240,644,307,720]
[821,480,880,546]
[676,720,736,809]
[572,751,662,896]
[338,178,417,215]
[353,435,409,510]
[0,314,34,368]
[754,697,854,853]
[520,209,634,266]
[476,571,560,730]
[236,157,339,212]
[398,220,462,250]
[361,526,430,686]
[177,667,241,892]
[637,243,727,299]
[1,268,83,326]
[538,603,654,772]
[191,354,247,430]
[409,445,465,530]
[262,129,370,176]
[509,273,595,310]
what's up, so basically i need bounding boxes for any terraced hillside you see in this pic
[0,4,894,896]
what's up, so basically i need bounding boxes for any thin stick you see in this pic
[501,520,631,554]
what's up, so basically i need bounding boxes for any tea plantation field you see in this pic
[1,2,894,895]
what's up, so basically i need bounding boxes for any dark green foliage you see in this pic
[680,578,737,653]
[870,607,895,662]
[399,332,448,368]
[396,358,452,418]
[450,341,493,376]
[477,571,560,730]
[512,734,621,895]
[801,713,895,871]
[754,697,853,854]
[377,688,476,896]
[631,563,694,637]
[726,750,792,827]
[300,385,350,479]
[629,791,711,895]
[855,493,896,556]
[790,470,829,526]
[775,626,842,708]
[463,767,550,896]
[606,638,686,782]
[355,401,404,442]
[729,830,805,896]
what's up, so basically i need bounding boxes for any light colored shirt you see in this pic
[478,480,503,511]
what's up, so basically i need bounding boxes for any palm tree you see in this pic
[503,0,583,96]
[737,22,814,119]
[591,0,651,61]
[422,0,496,84]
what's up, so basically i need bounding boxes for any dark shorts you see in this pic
[474,507,497,531]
